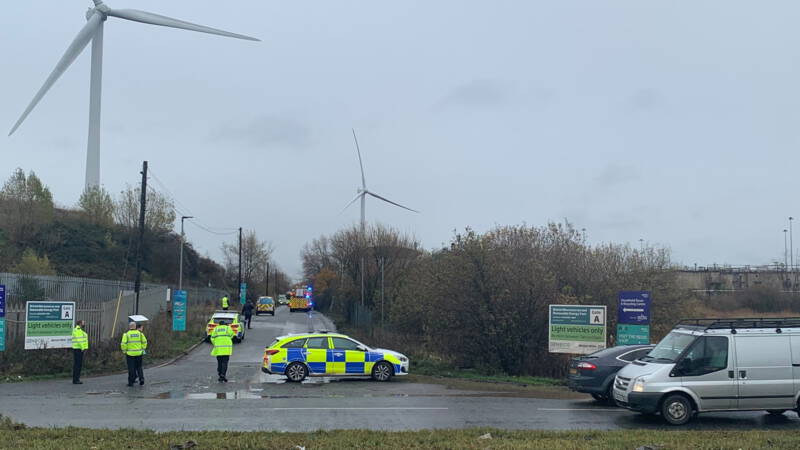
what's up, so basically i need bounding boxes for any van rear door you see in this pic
[734,334,794,410]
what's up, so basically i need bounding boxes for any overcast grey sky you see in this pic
[3,1,800,277]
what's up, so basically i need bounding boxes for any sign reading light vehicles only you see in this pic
[25,301,75,350]
[548,304,606,355]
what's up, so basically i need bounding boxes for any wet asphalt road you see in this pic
[0,306,799,431]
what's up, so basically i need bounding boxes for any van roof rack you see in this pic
[677,317,800,331]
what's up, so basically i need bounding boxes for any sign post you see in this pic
[0,285,5,352]
[25,301,75,350]
[239,283,247,305]
[617,291,651,345]
[549,304,607,354]
[172,290,187,332]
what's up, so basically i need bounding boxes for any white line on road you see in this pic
[267,407,449,411]
[538,408,624,412]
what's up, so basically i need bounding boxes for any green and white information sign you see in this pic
[25,301,75,350]
[617,323,650,345]
[549,304,606,354]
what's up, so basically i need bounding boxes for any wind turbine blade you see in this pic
[339,193,364,215]
[106,9,260,41]
[366,191,420,213]
[352,129,367,190]
[9,13,104,136]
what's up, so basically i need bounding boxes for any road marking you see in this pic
[267,407,448,411]
[538,408,624,412]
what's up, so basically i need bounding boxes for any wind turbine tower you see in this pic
[342,129,419,306]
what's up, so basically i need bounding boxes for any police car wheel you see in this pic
[371,361,393,382]
[286,362,308,382]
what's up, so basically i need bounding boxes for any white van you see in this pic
[614,318,800,425]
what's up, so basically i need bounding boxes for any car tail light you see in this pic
[265,349,279,356]
[577,362,597,370]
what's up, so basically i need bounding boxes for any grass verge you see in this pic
[410,358,562,387]
[0,420,798,450]
[0,304,214,383]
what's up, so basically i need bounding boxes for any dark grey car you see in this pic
[566,345,654,402]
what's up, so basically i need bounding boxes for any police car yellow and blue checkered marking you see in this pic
[262,333,404,378]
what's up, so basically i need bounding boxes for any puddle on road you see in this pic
[149,390,536,400]
[259,373,337,385]
[153,390,325,400]
[86,391,124,396]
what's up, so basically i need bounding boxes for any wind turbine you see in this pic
[9,0,259,190]
[342,129,419,234]
[341,129,419,306]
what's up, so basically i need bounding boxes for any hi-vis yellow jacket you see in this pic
[72,325,88,351]
[211,325,234,357]
[121,330,147,357]
[221,296,230,309]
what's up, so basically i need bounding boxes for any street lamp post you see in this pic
[784,229,789,270]
[179,216,193,291]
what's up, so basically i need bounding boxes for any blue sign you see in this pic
[172,290,187,331]
[239,283,247,305]
[618,291,651,325]
[0,284,5,318]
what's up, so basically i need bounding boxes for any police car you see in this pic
[206,311,245,343]
[261,332,409,382]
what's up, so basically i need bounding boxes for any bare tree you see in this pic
[114,184,176,233]
[222,230,274,300]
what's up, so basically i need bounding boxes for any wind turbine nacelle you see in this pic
[86,7,108,20]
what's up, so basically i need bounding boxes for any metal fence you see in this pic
[0,272,226,347]
[348,302,374,335]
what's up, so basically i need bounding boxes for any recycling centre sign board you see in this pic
[549,305,607,354]
[25,301,75,350]
[617,291,651,345]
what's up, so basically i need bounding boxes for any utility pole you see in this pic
[133,161,148,315]
[380,257,385,329]
[265,261,270,296]
[274,269,279,298]
[790,217,795,272]
[179,215,193,290]
[237,227,243,302]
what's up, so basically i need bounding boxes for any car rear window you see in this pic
[618,348,653,362]
[282,338,307,348]
[259,298,273,304]
[583,347,624,358]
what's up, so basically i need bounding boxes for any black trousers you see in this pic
[72,349,83,383]
[126,355,143,385]
[244,315,252,329]
[216,355,230,377]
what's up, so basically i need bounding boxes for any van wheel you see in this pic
[661,394,693,425]
[285,362,308,382]
[767,410,787,415]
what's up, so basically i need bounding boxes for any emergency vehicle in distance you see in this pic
[289,285,313,313]
[262,331,409,382]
